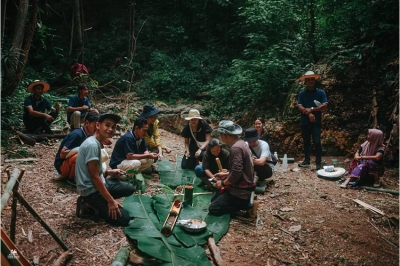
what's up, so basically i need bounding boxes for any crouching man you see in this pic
[209,120,255,215]
[75,113,135,226]
[109,117,158,175]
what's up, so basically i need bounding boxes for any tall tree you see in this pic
[2,0,29,97]
[72,0,83,59]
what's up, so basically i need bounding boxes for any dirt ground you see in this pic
[1,128,399,266]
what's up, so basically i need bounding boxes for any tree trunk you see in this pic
[73,0,83,58]
[308,0,319,63]
[2,0,29,97]
[16,0,39,85]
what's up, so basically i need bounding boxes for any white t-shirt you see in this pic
[249,140,273,168]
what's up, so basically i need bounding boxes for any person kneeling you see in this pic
[208,121,254,216]
[75,113,135,226]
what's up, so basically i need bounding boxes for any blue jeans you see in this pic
[82,179,135,226]
[301,124,322,164]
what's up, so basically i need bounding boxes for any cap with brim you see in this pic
[140,103,160,118]
[244,128,259,141]
[213,120,242,135]
[298,71,321,81]
[98,113,121,124]
[27,80,50,93]
[185,109,202,120]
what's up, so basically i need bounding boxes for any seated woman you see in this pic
[140,103,172,173]
[254,117,268,142]
[340,129,385,188]
[195,139,230,188]
[181,109,212,169]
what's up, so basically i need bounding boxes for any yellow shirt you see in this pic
[144,119,165,149]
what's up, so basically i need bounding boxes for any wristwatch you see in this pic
[311,107,314,110]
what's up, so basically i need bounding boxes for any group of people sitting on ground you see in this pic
[20,70,386,226]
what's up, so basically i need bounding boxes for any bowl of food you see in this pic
[176,219,207,233]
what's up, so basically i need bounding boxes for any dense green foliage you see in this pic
[1,0,398,127]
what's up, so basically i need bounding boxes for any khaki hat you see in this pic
[213,120,242,135]
[27,80,50,93]
[298,71,321,81]
[185,109,202,120]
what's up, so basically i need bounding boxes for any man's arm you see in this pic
[26,106,54,120]
[87,160,122,220]
[253,156,267,166]
[126,152,158,160]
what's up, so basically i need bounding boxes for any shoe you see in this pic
[340,184,347,188]
[373,183,380,188]
[298,161,311,168]
[316,164,323,170]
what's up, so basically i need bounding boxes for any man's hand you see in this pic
[81,105,89,111]
[214,171,229,180]
[308,113,316,122]
[108,168,125,177]
[55,101,61,112]
[148,153,159,159]
[46,114,54,122]
[107,199,122,220]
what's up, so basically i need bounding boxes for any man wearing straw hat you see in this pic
[297,71,328,170]
[209,120,254,215]
[23,80,61,134]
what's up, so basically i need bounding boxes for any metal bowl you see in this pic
[177,219,207,233]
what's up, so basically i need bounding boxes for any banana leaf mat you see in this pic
[122,157,230,266]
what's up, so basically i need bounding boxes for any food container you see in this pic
[323,165,334,172]
[176,219,207,233]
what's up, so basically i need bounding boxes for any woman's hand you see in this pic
[195,149,202,158]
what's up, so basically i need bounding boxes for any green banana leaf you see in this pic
[122,158,230,264]
[123,194,229,265]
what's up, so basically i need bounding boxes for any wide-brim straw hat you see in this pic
[298,71,321,81]
[213,120,243,135]
[140,103,160,118]
[27,80,50,93]
[185,109,202,120]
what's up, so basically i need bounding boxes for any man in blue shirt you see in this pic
[54,112,99,181]
[110,117,158,174]
[23,80,60,134]
[67,83,98,130]
[297,71,328,170]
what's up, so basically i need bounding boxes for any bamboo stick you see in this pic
[5,158,39,163]
[359,186,399,195]
[0,168,19,212]
[10,169,25,242]
[353,199,385,216]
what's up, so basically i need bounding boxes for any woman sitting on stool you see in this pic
[340,129,385,188]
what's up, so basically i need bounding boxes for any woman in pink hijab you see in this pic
[340,129,385,188]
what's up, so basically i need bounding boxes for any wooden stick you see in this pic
[5,158,40,163]
[381,236,398,248]
[10,168,25,242]
[359,186,399,195]
[208,237,226,266]
[0,168,19,212]
[353,199,385,216]
[52,250,72,266]
[27,134,67,138]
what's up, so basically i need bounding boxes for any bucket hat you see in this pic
[27,80,50,93]
[298,71,321,81]
[244,128,259,142]
[98,113,121,124]
[140,103,160,118]
[185,109,202,120]
[213,120,242,135]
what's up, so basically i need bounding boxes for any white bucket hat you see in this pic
[185,109,202,120]
[298,71,321,81]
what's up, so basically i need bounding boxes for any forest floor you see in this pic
[1,126,399,266]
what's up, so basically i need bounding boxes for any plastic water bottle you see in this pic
[282,154,288,172]
[273,152,279,172]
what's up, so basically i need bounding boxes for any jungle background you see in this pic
[1,0,399,163]
[1,1,399,266]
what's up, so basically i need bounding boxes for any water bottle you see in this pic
[282,154,288,172]
[273,152,279,172]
